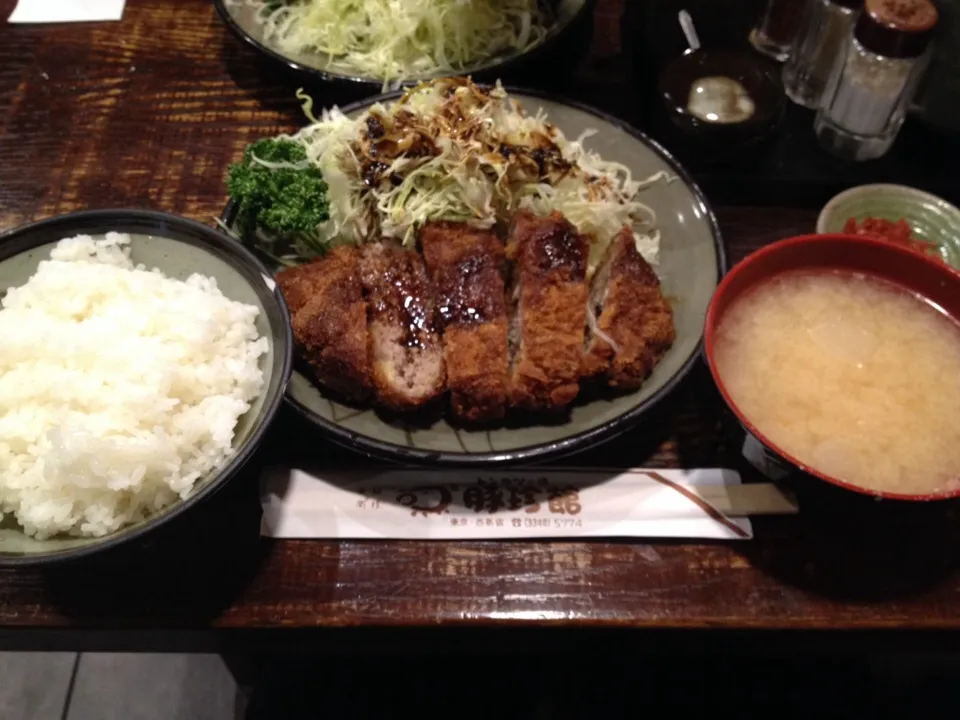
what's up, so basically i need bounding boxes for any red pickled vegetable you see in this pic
[843,216,943,262]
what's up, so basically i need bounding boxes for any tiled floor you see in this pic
[6,651,960,718]
[0,653,238,720]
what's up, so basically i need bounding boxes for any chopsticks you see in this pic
[694,483,799,516]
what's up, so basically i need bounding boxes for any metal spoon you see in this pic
[678,10,701,53]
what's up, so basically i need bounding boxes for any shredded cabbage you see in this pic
[227,0,549,88]
[587,304,621,354]
[274,78,672,275]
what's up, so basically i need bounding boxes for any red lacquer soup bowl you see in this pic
[704,233,960,503]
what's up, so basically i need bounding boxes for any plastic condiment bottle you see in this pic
[782,0,862,108]
[814,0,939,161]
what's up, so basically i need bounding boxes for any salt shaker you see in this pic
[782,0,862,108]
[814,0,939,161]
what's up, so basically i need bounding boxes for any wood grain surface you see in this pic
[2,0,960,646]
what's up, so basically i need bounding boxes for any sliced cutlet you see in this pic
[506,210,588,411]
[359,242,445,412]
[583,226,676,390]
[420,222,509,423]
[275,259,323,316]
[276,247,372,402]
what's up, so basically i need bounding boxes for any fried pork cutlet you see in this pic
[275,258,322,316]
[583,227,676,390]
[359,242,445,412]
[420,222,509,423]
[506,210,588,411]
[276,247,372,403]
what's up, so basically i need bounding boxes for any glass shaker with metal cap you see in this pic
[782,0,862,108]
[814,0,939,161]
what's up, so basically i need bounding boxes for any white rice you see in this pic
[0,233,268,539]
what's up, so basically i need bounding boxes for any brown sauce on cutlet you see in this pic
[372,253,436,350]
[613,235,659,286]
[529,224,586,279]
[437,254,504,327]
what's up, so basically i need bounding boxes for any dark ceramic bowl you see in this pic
[705,233,960,503]
[658,49,785,150]
[0,210,293,566]
[214,0,594,93]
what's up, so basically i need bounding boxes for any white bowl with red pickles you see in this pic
[817,183,960,269]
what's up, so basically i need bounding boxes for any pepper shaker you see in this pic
[814,0,939,161]
[782,0,862,108]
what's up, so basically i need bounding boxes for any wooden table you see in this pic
[2,0,960,654]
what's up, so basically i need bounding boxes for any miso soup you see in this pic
[713,270,960,495]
